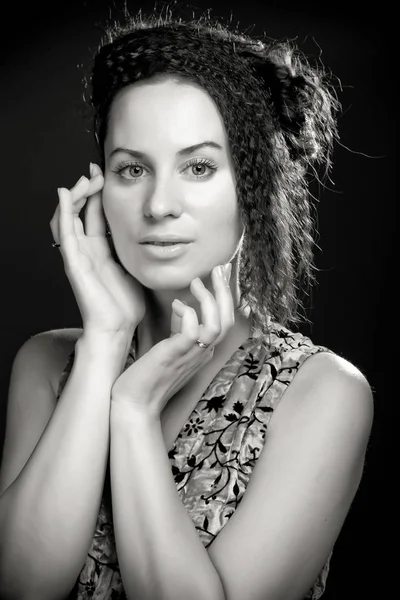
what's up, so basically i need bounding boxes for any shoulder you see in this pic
[207,350,374,599]
[270,350,374,452]
[262,321,374,436]
[15,328,83,395]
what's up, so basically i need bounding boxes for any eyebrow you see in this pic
[109,141,223,160]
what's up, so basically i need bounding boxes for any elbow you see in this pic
[0,566,28,600]
[0,551,75,600]
[0,580,75,600]
[0,502,78,600]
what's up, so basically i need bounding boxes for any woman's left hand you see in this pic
[110,263,233,418]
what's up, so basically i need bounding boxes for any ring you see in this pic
[195,339,210,349]
[52,242,61,248]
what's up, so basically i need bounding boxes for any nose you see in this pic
[143,179,183,220]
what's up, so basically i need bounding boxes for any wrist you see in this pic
[79,327,135,350]
[110,397,160,427]
[76,328,136,372]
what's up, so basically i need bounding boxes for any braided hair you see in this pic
[86,7,339,335]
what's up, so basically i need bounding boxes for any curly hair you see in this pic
[85,5,340,335]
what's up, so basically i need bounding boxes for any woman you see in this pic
[0,8,373,600]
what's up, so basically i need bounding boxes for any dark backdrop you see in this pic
[0,1,395,598]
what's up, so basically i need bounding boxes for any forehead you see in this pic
[105,78,227,150]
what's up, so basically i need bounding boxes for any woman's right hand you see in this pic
[50,163,146,337]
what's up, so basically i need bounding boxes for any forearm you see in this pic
[110,401,226,600]
[0,331,133,600]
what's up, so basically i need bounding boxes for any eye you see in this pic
[111,157,218,181]
[182,158,218,179]
[112,162,149,181]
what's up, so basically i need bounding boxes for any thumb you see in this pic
[170,310,182,337]
[170,299,188,337]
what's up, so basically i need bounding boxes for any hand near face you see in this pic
[50,163,146,337]
[111,264,233,417]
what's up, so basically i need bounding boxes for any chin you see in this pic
[135,270,192,291]
[136,265,215,291]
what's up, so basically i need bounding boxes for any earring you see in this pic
[105,220,112,238]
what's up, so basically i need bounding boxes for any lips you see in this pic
[140,240,192,259]
[139,234,192,244]
[142,241,189,246]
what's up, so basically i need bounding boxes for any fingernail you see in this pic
[192,277,203,287]
[173,299,186,307]
[223,263,232,284]
[89,162,100,177]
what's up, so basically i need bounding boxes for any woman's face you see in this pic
[102,77,243,290]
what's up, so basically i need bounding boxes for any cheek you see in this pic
[102,177,124,206]
[197,186,242,240]
[206,214,242,256]
[101,179,139,225]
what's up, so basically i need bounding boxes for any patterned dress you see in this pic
[58,320,335,599]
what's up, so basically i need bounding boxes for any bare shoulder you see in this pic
[207,351,374,600]
[0,328,83,495]
[16,327,83,396]
[270,350,374,447]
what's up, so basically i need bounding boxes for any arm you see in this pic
[110,352,373,600]
[0,330,132,600]
[109,400,226,600]
[207,352,374,600]
[107,263,233,600]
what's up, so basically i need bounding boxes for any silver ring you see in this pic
[52,242,61,248]
[195,339,210,349]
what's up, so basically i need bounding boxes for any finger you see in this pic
[52,172,104,249]
[170,301,200,354]
[84,193,106,237]
[170,300,183,336]
[69,176,90,213]
[90,162,103,177]
[70,175,103,214]
[190,275,221,346]
[58,187,83,256]
[210,263,235,340]
[49,203,60,245]
[84,164,106,237]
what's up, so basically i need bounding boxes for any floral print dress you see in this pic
[58,320,335,599]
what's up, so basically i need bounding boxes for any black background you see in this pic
[0,1,395,597]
